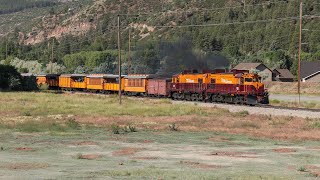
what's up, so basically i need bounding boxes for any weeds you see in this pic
[235,111,249,117]
[298,166,307,172]
[308,119,320,129]
[169,123,179,131]
[76,153,83,159]
[66,118,80,130]
[22,111,32,116]
[124,124,137,133]
[232,121,260,129]
[16,121,41,133]
[111,124,121,134]
[38,84,49,91]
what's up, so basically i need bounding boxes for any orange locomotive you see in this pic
[170,70,269,105]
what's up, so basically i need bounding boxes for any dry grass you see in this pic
[270,99,320,109]
[1,92,320,141]
[265,82,320,95]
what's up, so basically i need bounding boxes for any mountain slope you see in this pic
[1,0,320,76]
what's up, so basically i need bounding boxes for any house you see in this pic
[272,69,294,82]
[301,61,320,82]
[233,63,273,81]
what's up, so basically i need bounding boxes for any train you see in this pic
[34,69,269,105]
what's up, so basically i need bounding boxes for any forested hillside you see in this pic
[0,0,57,15]
[1,0,320,76]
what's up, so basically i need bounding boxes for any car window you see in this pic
[245,78,252,82]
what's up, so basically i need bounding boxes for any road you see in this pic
[269,94,320,103]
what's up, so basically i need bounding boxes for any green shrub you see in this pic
[66,119,80,130]
[298,166,307,172]
[38,83,49,91]
[309,120,320,129]
[16,121,41,133]
[111,124,121,134]
[235,111,249,117]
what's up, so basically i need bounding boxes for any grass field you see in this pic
[0,92,319,179]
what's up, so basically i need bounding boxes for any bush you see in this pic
[235,111,250,117]
[0,64,22,90]
[124,124,137,133]
[66,119,80,130]
[111,124,121,134]
[38,83,49,91]
[169,123,179,131]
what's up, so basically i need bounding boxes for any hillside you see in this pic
[1,0,320,76]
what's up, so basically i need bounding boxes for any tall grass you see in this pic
[0,92,222,118]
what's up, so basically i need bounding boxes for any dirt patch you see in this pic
[112,147,144,156]
[306,146,320,150]
[179,160,223,169]
[273,148,297,153]
[2,163,48,170]
[78,154,101,160]
[15,147,35,151]
[141,140,154,144]
[210,151,258,158]
[73,141,98,146]
[132,156,158,160]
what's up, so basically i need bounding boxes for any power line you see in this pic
[151,16,300,28]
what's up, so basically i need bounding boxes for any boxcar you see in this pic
[124,75,153,95]
[59,74,87,90]
[147,79,170,97]
[36,74,60,89]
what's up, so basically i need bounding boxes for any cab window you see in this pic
[245,78,252,82]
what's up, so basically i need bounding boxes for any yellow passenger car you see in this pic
[124,75,153,95]
[103,74,125,93]
[86,74,104,92]
[59,74,87,90]
[36,74,59,88]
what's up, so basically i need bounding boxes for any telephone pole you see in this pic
[5,39,8,59]
[51,38,54,74]
[298,0,303,104]
[128,28,131,75]
[117,15,122,105]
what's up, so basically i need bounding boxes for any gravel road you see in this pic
[172,101,320,119]
[270,94,320,102]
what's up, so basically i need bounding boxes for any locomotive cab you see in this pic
[241,73,268,104]
[242,74,263,90]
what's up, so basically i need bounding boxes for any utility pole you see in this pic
[51,38,54,74]
[5,39,8,59]
[298,0,303,104]
[128,28,131,75]
[117,15,122,105]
